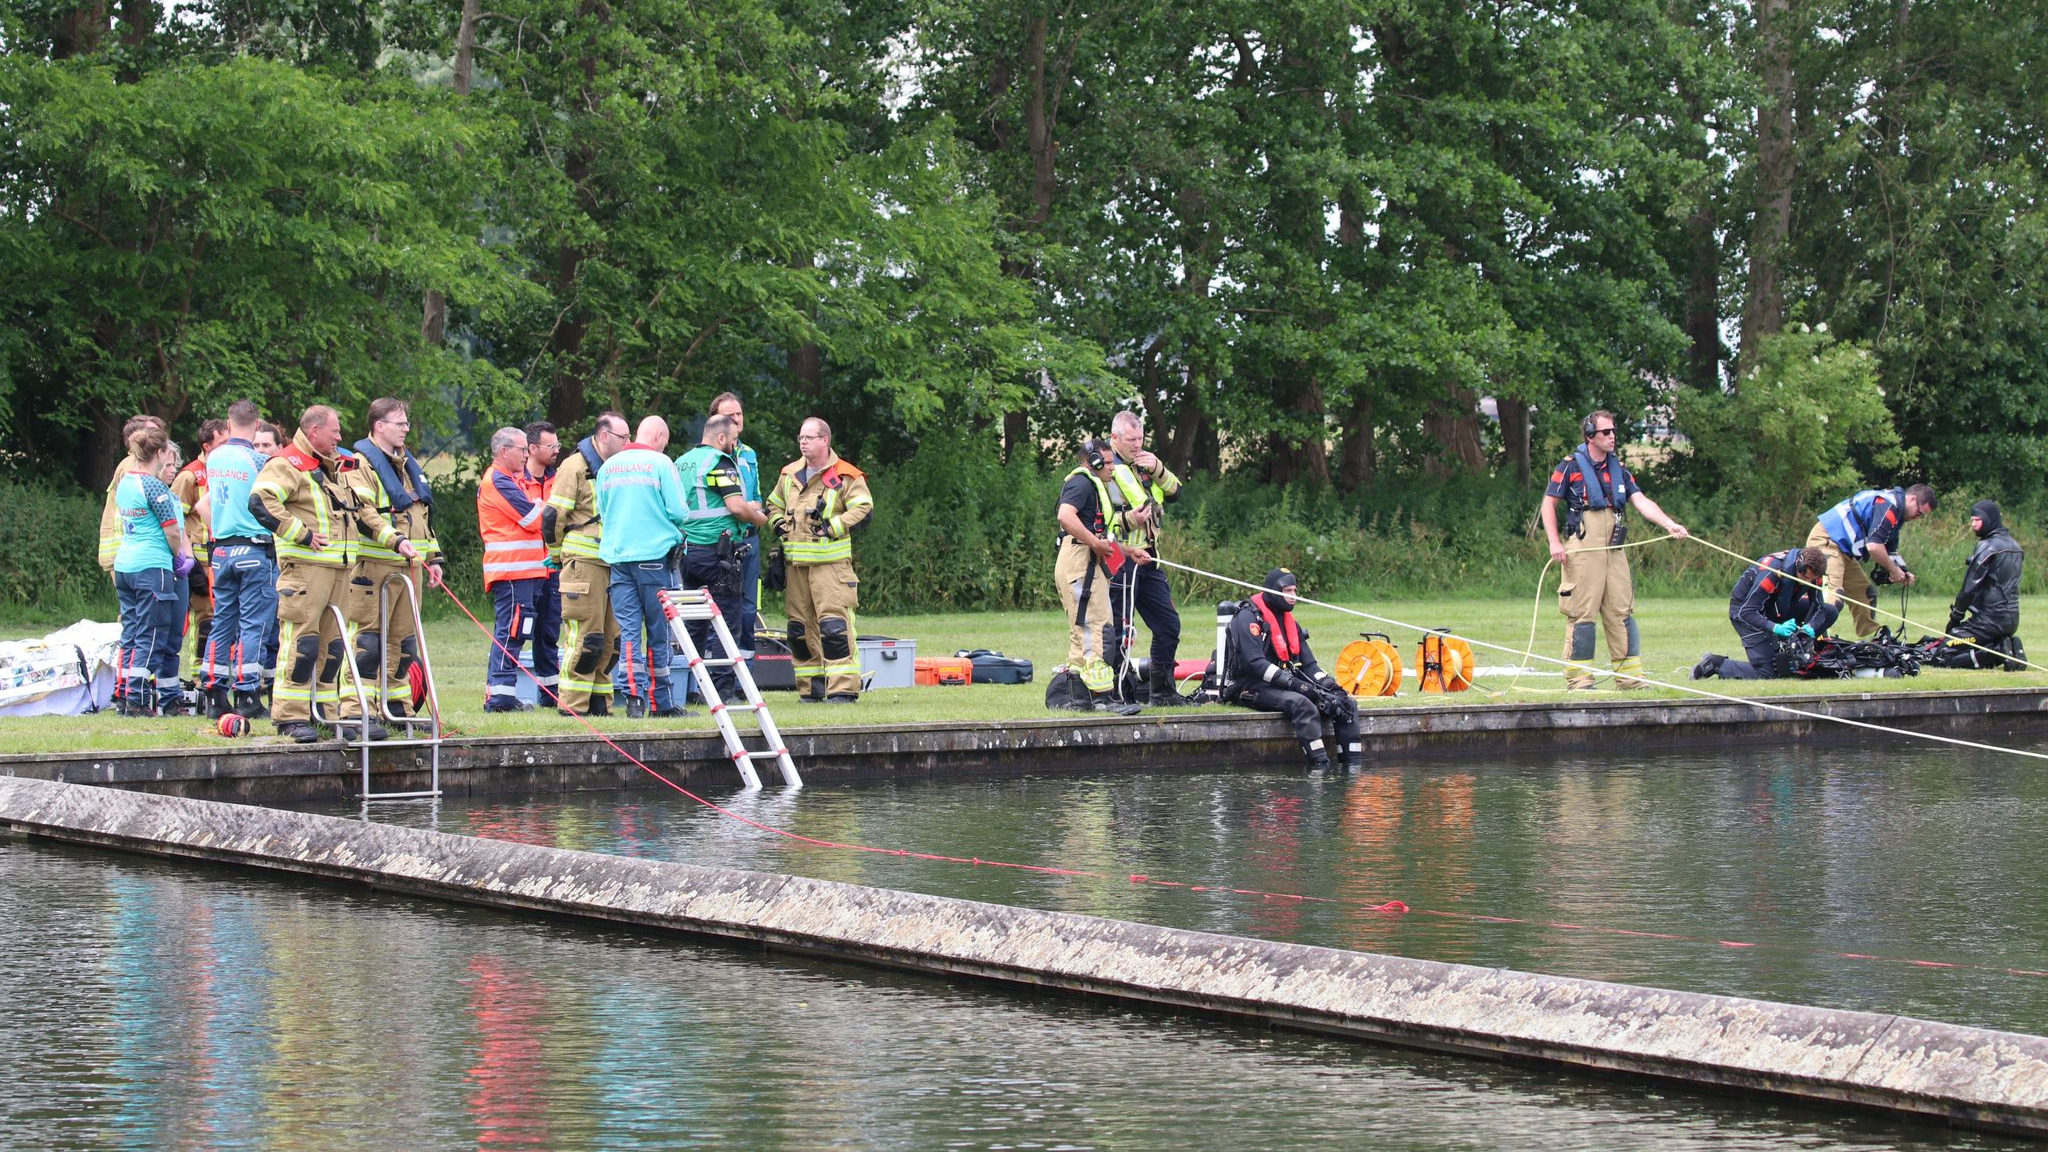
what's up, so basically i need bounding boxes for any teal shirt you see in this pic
[675,443,746,546]
[114,471,181,573]
[595,445,689,564]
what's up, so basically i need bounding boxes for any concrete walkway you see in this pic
[2,774,2043,1136]
[4,686,2045,803]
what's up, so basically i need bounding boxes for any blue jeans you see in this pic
[610,559,678,711]
[116,567,184,708]
[210,544,278,693]
[487,578,544,708]
[738,530,761,658]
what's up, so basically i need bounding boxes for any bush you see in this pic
[0,478,116,621]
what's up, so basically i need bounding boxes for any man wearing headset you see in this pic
[1538,411,1690,690]
[1054,439,1149,693]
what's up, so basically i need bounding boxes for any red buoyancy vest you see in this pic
[1253,596,1302,664]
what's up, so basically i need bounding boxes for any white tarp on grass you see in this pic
[0,620,119,716]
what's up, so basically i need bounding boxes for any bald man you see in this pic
[595,416,695,719]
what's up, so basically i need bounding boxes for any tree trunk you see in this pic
[422,0,480,348]
[1738,0,1798,376]
[1421,383,1487,477]
[50,3,108,59]
[547,4,607,431]
[1337,398,1376,493]
[1497,396,1532,486]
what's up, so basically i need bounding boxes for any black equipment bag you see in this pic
[957,649,1034,685]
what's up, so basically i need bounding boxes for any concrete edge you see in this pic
[2,775,2043,1135]
[6,686,2048,804]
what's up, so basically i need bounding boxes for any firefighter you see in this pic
[253,406,409,743]
[1054,439,1147,693]
[767,418,873,702]
[477,427,550,713]
[1806,483,1937,637]
[597,415,695,719]
[204,400,277,720]
[1940,499,2024,666]
[1105,410,1190,705]
[1693,546,1833,680]
[172,419,225,711]
[348,398,442,720]
[1538,410,1690,689]
[1222,568,1363,772]
[676,412,769,700]
[543,411,630,716]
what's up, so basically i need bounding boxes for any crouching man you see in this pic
[1222,568,1363,772]
[1693,546,1835,680]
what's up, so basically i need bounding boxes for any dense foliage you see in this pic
[3,1,2044,600]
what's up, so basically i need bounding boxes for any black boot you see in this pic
[234,690,270,720]
[277,721,323,744]
[1149,664,1194,706]
[624,695,647,719]
[1691,653,1723,680]
[203,686,232,720]
[588,695,611,717]
[1306,751,1333,772]
[1341,751,1366,774]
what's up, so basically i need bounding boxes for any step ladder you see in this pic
[322,570,444,800]
[658,587,802,790]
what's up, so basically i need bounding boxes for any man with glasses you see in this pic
[543,411,630,716]
[346,398,438,723]
[1539,410,1689,690]
[768,418,873,702]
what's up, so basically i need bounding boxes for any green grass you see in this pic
[3,592,2040,755]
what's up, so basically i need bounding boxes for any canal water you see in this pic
[5,740,2045,1148]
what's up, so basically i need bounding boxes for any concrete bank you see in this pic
[7,686,2047,803]
[3,774,2044,1135]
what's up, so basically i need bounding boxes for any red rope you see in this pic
[431,580,2048,981]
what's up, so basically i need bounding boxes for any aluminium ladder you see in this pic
[657,587,803,790]
[321,570,444,800]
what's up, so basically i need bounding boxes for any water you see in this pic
[0,837,2028,1151]
[5,741,2046,1148]
[363,742,2048,1036]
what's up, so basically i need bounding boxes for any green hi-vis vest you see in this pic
[676,443,743,546]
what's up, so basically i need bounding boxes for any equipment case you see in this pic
[956,649,1034,684]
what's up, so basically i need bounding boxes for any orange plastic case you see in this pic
[914,657,973,686]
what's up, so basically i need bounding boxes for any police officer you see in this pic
[543,411,629,716]
[477,427,550,713]
[204,400,276,720]
[599,416,696,719]
[1539,411,1690,689]
[768,418,873,703]
[253,405,405,743]
[1693,547,1833,680]
[710,392,763,661]
[1106,410,1188,705]
[1941,499,2024,666]
[1222,569,1363,772]
[1806,482,1936,637]
[1054,439,1147,694]
[676,413,768,700]
[348,398,442,719]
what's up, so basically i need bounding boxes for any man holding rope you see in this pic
[1539,411,1689,690]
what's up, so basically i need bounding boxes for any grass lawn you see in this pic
[3,591,2040,755]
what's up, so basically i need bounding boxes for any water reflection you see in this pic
[3,837,2034,1151]
[344,741,2048,1037]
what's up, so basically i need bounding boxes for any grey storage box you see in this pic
[858,635,916,690]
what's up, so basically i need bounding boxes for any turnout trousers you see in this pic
[344,559,422,716]
[1055,541,1113,671]
[1558,509,1642,689]
[785,558,860,698]
[1803,525,1879,637]
[273,560,347,725]
[556,556,618,714]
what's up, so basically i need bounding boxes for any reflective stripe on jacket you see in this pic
[477,466,548,586]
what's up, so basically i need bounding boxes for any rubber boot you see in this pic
[1149,664,1194,706]
[203,686,233,720]
[234,690,270,721]
[588,695,611,717]
[624,695,647,719]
